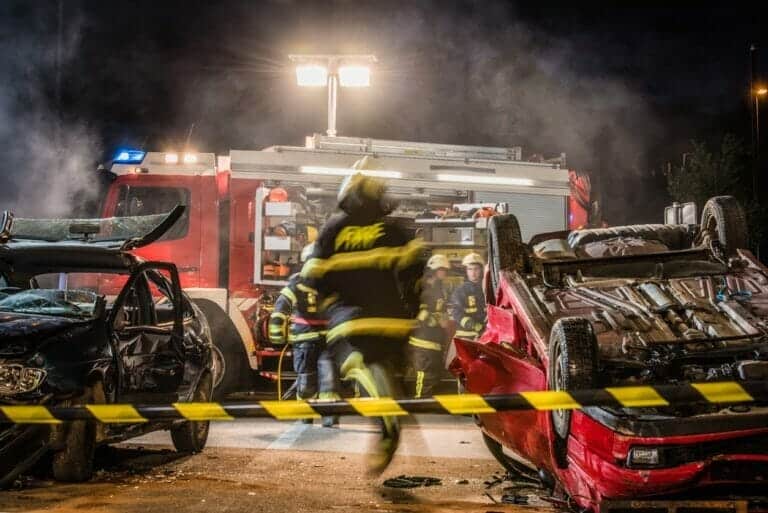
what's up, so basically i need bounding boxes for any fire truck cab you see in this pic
[103,135,590,396]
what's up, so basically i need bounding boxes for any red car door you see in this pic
[454,304,552,469]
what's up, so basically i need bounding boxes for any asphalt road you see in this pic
[0,415,553,513]
[130,414,494,459]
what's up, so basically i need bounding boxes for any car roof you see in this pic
[0,206,184,273]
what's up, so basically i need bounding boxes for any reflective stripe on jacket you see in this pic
[302,213,425,345]
[450,280,486,337]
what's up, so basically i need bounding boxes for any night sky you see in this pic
[0,1,764,224]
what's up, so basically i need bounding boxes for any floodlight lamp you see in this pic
[338,66,371,87]
[296,65,328,87]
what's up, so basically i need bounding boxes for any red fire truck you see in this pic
[103,135,591,395]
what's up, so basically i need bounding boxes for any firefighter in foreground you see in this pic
[269,243,338,427]
[301,171,425,474]
[451,253,487,339]
[408,254,450,398]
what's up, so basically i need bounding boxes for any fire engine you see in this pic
[103,135,592,395]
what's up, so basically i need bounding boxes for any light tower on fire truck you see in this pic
[289,54,377,137]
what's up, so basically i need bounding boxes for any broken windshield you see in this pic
[0,272,107,319]
[0,289,100,319]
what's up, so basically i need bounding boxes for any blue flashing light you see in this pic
[113,149,146,164]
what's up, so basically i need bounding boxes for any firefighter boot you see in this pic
[340,351,400,475]
[321,415,339,428]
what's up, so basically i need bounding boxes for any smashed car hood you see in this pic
[0,313,92,356]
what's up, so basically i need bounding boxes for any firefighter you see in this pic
[451,253,487,339]
[268,243,334,425]
[408,254,450,398]
[301,172,424,473]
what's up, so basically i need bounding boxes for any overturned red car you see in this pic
[451,196,768,510]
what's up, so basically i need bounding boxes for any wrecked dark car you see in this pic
[452,196,768,510]
[0,207,214,487]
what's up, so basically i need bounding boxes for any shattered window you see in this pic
[145,269,183,326]
[114,186,190,241]
[0,273,104,319]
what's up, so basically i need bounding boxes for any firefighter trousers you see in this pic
[408,345,443,398]
[292,341,320,399]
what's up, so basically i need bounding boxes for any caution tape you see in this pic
[1,380,766,424]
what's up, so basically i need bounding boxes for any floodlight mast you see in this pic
[289,54,376,137]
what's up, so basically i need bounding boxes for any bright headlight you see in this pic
[0,364,47,395]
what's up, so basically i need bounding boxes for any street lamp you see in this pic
[289,54,377,137]
[754,85,768,201]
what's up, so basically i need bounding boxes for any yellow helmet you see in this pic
[337,172,388,214]
[300,242,315,263]
[426,254,450,270]
[461,253,484,267]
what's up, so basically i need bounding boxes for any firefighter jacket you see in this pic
[451,279,486,338]
[301,212,425,345]
[268,273,328,345]
[408,278,449,352]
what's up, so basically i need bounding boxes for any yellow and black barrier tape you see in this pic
[1,380,766,424]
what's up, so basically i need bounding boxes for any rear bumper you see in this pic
[563,412,768,508]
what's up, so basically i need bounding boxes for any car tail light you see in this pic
[0,364,47,395]
[627,447,661,468]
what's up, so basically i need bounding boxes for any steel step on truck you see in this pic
[100,134,593,396]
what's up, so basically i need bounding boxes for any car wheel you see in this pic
[547,318,598,469]
[51,380,103,482]
[481,433,539,481]
[487,214,524,303]
[700,196,748,256]
[194,299,251,399]
[171,373,212,454]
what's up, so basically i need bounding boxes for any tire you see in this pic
[700,196,748,256]
[487,214,524,304]
[194,299,251,399]
[51,381,103,482]
[171,373,212,454]
[547,318,598,469]
[481,433,538,481]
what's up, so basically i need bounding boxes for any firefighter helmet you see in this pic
[300,242,315,263]
[337,172,387,214]
[461,253,485,267]
[426,254,450,270]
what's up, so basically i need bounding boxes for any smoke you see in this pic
[0,0,681,223]
[175,0,665,222]
[0,2,101,218]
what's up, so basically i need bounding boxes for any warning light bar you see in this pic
[113,149,145,164]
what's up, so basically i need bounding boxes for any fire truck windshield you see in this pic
[114,186,190,241]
